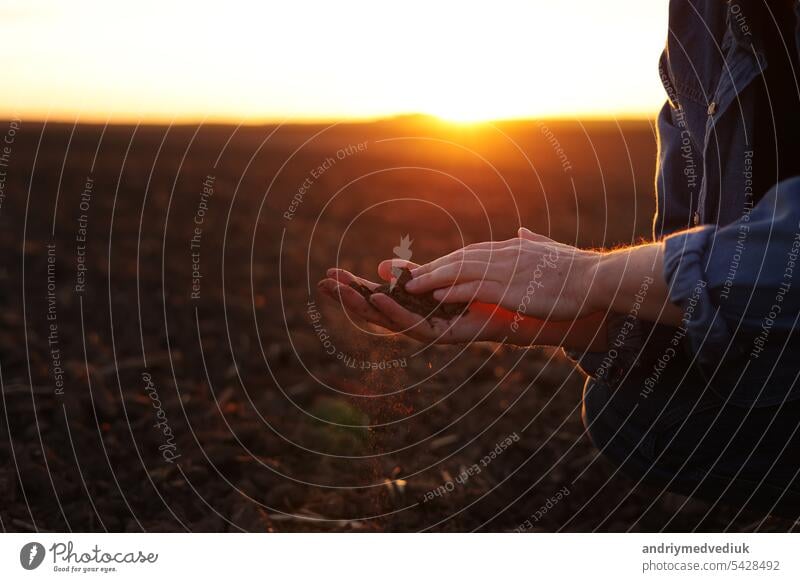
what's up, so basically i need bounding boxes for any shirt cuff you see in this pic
[662,226,739,368]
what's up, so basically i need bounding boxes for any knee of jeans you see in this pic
[580,376,659,477]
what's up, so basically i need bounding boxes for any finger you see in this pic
[338,285,395,328]
[405,260,499,293]
[317,279,394,328]
[460,238,521,251]
[517,227,554,243]
[371,292,488,344]
[368,293,434,338]
[371,293,480,343]
[326,268,381,290]
[431,280,506,304]
[410,242,521,278]
[317,278,338,300]
[376,259,420,282]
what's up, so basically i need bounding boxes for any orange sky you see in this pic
[2,0,669,124]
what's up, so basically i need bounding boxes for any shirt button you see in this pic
[707,101,717,115]
[693,211,701,225]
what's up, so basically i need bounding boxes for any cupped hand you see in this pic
[317,261,518,344]
[395,228,602,320]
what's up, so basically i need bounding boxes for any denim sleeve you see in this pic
[663,176,800,405]
[654,98,700,238]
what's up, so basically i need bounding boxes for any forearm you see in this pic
[509,242,682,351]
[589,242,684,327]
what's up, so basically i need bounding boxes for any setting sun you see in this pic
[2,0,668,123]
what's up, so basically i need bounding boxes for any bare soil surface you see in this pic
[0,118,792,532]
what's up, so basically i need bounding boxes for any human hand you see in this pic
[317,261,517,344]
[397,228,602,321]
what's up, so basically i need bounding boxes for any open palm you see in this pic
[317,261,515,344]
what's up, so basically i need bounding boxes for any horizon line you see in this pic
[0,111,658,127]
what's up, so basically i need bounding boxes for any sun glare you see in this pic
[427,107,506,124]
[0,0,668,123]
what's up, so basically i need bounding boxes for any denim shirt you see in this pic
[573,0,800,407]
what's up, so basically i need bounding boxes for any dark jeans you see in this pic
[581,356,800,519]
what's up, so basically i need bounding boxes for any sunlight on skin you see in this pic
[317,263,609,351]
[318,224,685,351]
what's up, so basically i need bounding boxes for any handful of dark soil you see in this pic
[349,267,469,321]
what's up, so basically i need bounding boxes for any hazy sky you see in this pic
[2,0,669,123]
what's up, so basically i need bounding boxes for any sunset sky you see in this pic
[2,0,669,124]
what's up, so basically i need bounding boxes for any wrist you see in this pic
[588,242,676,321]
[586,252,614,313]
